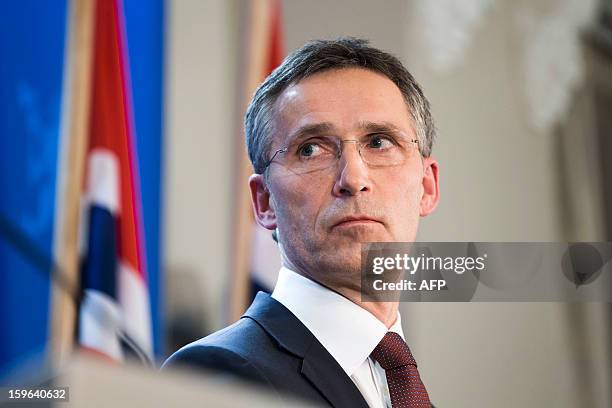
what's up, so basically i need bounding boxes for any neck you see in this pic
[335,286,399,328]
[281,257,400,328]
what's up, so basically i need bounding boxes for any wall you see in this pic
[165,0,238,334]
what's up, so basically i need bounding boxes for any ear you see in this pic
[249,174,277,230]
[420,157,440,217]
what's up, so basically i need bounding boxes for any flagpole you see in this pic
[226,0,274,324]
[50,0,95,366]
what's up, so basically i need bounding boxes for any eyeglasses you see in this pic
[263,133,420,174]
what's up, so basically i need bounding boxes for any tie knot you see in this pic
[371,332,417,370]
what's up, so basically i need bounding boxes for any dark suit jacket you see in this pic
[163,291,370,407]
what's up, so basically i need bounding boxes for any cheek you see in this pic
[273,176,330,231]
[385,166,422,200]
[383,170,423,229]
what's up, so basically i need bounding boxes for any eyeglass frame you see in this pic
[262,135,421,173]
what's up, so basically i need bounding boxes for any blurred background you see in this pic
[1,0,611,406]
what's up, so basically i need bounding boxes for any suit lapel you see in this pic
[301,337,370,408]
[243,292,369,408]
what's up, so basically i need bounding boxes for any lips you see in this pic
[332,215,382,229]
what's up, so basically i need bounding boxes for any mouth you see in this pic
[332,216,382,229]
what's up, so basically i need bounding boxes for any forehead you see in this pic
[271,68,414,144]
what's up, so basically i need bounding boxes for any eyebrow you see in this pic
[286,122,336,144]
[357,121,407,136]
[284,121,410,146]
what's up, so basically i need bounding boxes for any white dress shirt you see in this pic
[271,266,405,408]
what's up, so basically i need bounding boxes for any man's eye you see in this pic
[298,143,321,157]
[368,135,395,149]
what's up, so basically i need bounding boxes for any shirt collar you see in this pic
[271,266,405,376]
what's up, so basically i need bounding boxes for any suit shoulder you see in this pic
[181,316,273,355]
[162,318,275,386]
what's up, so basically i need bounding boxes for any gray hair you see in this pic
[245,37,435,174]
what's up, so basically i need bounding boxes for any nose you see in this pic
[332,141,371,197]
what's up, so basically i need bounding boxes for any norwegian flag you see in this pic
[78,0,152,364]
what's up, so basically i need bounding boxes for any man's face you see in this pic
[250,68,439,292]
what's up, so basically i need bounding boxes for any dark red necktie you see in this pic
[371,332,431,408]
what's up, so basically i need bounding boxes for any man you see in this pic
[164,37,440,408]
